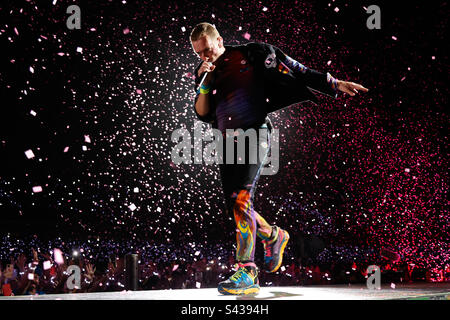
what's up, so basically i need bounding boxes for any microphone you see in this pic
[198,62,213,89]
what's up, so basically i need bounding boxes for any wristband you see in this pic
[200,85,210,94]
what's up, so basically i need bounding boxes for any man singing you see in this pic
[189,22,368,295]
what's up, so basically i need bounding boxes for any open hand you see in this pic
[337,80,369,96]
[16,253,27,271]
[85,263,96,281]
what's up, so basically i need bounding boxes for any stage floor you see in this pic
[2,283,450,300]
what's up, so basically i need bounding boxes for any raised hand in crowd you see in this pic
[15,253,27,272]
[84,262,96,281]
[31,248,39,264]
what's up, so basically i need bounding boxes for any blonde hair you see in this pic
[190,22,220,42]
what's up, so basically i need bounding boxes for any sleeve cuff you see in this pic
[327,72,339,96]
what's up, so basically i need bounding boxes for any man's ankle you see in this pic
[239,261,257,276]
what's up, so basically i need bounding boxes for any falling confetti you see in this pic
[0,1,447,286]
[32,186,43,193]
[25,149,35,159]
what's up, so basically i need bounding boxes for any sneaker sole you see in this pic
[218,284,260,295]
[268,230,290,273]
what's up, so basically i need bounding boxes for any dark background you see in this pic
[0,0,448,269]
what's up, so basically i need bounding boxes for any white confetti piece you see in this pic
[29,66,34,73]
[84,135,91,143]
[63,146,69,153]
[32,186,42,193]
[53,248,64,265]
[30,110,37,116]
[129,203,137,211]
[25,149,35,159]
[133,187,139,193]
[43,260,52,270]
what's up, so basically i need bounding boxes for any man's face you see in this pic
[192,35,223,63]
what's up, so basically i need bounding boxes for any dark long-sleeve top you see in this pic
[193,42,339,132]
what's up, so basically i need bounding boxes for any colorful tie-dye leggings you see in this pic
[219,118,274,263]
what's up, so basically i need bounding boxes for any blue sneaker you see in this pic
[218,263,260,295]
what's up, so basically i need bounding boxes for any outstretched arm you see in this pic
[273,45,369,98]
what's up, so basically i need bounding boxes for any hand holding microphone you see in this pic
[198,61,215,88]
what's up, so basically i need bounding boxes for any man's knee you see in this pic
[233,190,253,218]
[225,189,253,218]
